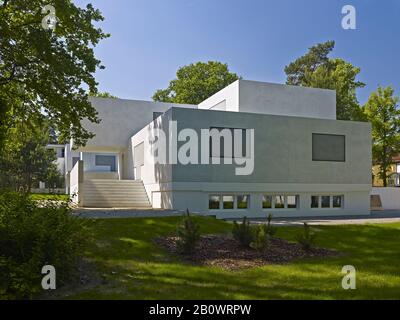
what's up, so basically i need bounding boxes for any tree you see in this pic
[153,61,239,105]
[284,41,365,120]
[0,0,109,148]
[90,92,118,99]
[0,120,58,192]
[364,86,400,187]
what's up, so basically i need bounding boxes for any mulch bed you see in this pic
[155,234,338,271]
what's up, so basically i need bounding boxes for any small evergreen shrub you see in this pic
[265,213,277,238]
[232,216,253,247]
[250,225,269,251]
[296,223,316,252]
[0,192,88,299]
[176,209,200,254]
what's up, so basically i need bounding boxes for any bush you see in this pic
[176,209,200,254]
[296,223,316,252]
[232,216,253,247]
[265,213,277,238]
[250,225,269,251]
[0,192,88,299]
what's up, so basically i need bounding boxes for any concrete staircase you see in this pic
[82,179,152,209]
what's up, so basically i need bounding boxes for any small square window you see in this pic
[333,195,343,208]
[209,195,220,210]
[311,196,319,208]
[321,196,330,208]
[262,195,272,209]
[223,195,234,209]
[274,195,285,209]
[237,195,249,209]
[287,195,298,209]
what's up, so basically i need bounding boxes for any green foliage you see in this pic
[250,225,269,251]
[363,86,400,186]
[43,165,64,193]
[296,223,316,252]
[0,192,88,299]
[285,41,335,85]
[176,209,200,254]
[232,216,253,247]
[265,213,277,238]
[0,120,58,191]
[0,0,109,147]
[90,92,118,99]
[153,61,239,105]
[284,41,365,120]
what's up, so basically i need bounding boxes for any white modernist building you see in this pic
[64,79,372,218]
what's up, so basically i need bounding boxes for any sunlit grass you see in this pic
[65,216,400,300]
[30,193,69,201]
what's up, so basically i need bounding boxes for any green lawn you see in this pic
[66,216,400,299]
[30,193,70,201]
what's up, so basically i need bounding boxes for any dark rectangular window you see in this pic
[321,196,330,208]
[333,195,343,208]
[311,196,319,208]
[262,195,272,209]
[95,155,116,172]
[237,195,249,209]
[209,195,220,210]
[210,127,247,158]
[312,133,345,162]
[274,195,285,209]
[222,195,234,209]
[287,195,298,209]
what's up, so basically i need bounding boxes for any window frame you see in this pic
[208,194,250,211]
[262,194,299,210]
[312,133,346,162]
[310,194,344,209]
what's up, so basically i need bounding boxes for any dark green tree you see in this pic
[364,86,400,187]
[153,61,239,105]
[284,41,365,120]
[0,0,109,147]
[0,119,58,192]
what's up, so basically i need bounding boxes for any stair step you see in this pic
[82,179,151,209]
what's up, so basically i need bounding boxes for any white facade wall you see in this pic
[199,79,336,120]
[130,107,371,217]
[371,187,400,210]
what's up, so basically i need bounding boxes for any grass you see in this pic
[64,216,400,300]
[30,193,69,201]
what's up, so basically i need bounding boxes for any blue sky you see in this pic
[75,0,399,104]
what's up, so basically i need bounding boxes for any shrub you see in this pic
[176,209,200,254]
[265,213,277,238]
[0,192,88,299]
[232,216,253,247]
[296,223,316,252]
[250,225,269,251]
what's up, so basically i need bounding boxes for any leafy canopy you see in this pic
[153,61,239,105]
[0,0,109,147]
[363,86,400,186]
[284,41,365,120]
[0,118,60,191]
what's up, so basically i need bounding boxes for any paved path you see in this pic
[73,208,186,218]
[73,208,400,225]
[247,210,400,226]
